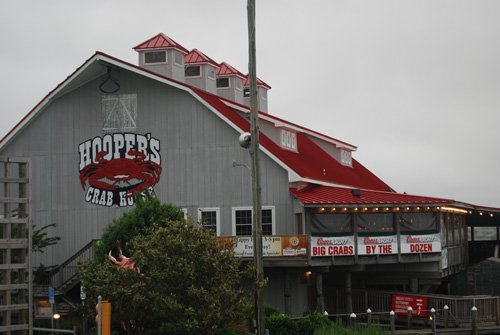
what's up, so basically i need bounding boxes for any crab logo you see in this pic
[78,133,162,207]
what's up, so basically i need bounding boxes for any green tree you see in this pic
[79,197,250,335]
[95,194,184,259]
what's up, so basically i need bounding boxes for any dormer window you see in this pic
[235,79,243,91]
[216,77,230,88]
[280,129,297,151]
[174,52,184,66]
[340,149,352,167]
[185,65,201,77]
[144,51,167,64]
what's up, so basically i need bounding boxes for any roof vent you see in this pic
[352,189,362,197]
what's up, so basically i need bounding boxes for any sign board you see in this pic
[35,299,53,318]
[400,233,441,254]
[48,286,55,304]
[391,294,429,317]
[218,236,307,257]
[310,235,355,257]
[357,235,398,255]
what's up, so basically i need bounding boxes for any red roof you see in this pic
[193,88,391,191]
[243,75,271,89]
[216,62,245,78]
[290,185,454,206]
[133,33,189,54]
[184,48,219,67]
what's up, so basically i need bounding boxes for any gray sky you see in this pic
[1,0,499,207]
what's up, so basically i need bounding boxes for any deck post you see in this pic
[316,272,325,312]
[430,308,436,335]
[407,306,413,329]
[390,310,395,335]
[367,308,372,327]
[471,306,478,335]
[496,297,500,326]
[345,272,353,314]
[443,305,449,328]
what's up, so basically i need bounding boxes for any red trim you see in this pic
[216,62,245,78]
[290,185,455,205]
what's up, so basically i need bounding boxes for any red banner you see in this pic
[391,294,429,317]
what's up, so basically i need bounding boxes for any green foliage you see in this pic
[296,312,331,335]
[32,223,61,253]
[313,319,387,335]
[79,197,250,335]
[95,193,184,259]
[266,313,298,335]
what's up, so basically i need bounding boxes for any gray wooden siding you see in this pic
[0,69,294,266]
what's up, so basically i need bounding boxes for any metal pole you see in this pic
[247,0,265,334]
[430,308,436,335]
[97,296,102,335]
[443,305,449,329]
[407,306,413,329]
[390,310,395,335]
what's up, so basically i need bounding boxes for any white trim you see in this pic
[231,205,276,236]
[143,50,168,65]
[197,207,221,236]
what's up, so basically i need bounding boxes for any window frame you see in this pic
[185,65,202,78]
[232,206,275,236]
[173,52,184,67]
[198,207,221,236]
[143,50,168,65]
[216,77,231,89]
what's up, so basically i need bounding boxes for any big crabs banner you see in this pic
[78,133,161,207]
[310,235,355,257]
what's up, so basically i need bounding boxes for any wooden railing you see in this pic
[348,289,500,327]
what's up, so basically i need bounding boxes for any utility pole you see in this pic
[247,0,265,334]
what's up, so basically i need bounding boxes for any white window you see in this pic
[181,208,188,220]
[280,129,297,151]
[232,206,275,236]
[102,94,137,131]
[185,65,201,77]
[260,89,267,101]
[235,78,243,91]
[144,51,167,64]
[340,149,352,167]
[216,77,230,88]
[243,88,250,98]
[174,52,184,66]
[198,207,220,236]
[208,68,216,80]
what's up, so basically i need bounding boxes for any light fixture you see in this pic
[319,207,325,213]
[53,313,61,320]
[416,207,420,211]
[491,214,494,217]
[440,206,468,214]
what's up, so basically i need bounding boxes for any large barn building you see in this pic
[1,33,499,322]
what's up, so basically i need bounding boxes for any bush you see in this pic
[297,312,331,335]
[266,313,298,335]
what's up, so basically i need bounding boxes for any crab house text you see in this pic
[78,133,162,207]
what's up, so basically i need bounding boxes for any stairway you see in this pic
[48,239,99,293]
